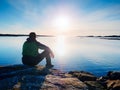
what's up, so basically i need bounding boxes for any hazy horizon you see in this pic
[0,33,120,37]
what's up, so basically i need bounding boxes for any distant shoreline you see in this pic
[78,35,120,40]
[1,34,120,40]
[0,34,54,37]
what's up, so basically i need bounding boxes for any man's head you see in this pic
[29,32,36,39]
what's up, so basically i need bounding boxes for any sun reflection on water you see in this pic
[54,35,67,57]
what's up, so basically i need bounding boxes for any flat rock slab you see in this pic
[1,64,120,90]
[0,64,88,90]
[69,71,97,81]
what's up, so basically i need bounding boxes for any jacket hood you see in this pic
[26,38,36,42]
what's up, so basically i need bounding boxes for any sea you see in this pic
[0,36,120,76]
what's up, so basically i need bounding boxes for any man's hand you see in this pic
[49,49,54,58]
[46,48,54,58]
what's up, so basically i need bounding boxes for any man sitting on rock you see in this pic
[22,32,54,67]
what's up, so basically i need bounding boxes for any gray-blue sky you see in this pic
[0,0,120,36]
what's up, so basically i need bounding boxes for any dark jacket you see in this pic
[22,38,49,57]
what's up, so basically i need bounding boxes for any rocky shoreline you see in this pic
[0,64,120,90]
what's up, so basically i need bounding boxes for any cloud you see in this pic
[8,0,43,23]
[72,5,120,34]
[78,5,120,22]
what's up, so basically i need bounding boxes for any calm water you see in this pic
[0,36,120,76]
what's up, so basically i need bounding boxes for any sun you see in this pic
[53,15,70,31]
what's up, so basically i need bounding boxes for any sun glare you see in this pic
[53,15,70,31]
[55,35,67,56]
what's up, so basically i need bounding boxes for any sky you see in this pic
[0,0,120,36]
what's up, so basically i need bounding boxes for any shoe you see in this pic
[46,64,54,68]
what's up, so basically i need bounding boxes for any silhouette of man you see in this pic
[22,32,54,67]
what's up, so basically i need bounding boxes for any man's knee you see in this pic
[41,50,50,56]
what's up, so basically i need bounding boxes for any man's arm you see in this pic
[36,42,49,50]
[37,42,54,58]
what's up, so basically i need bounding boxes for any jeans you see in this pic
[22,50,51,66]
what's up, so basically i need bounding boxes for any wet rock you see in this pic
[84,81,105,90]
[97,76,108,88]
[20,75,45,90]
[0,64,120,90]
[42,75,88,90]
[107,71,120,80]
[0,65,88,90]
[106,80,120,90]
[97,71,120,90]
[0,76,20,90]
[69,71,97,81]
